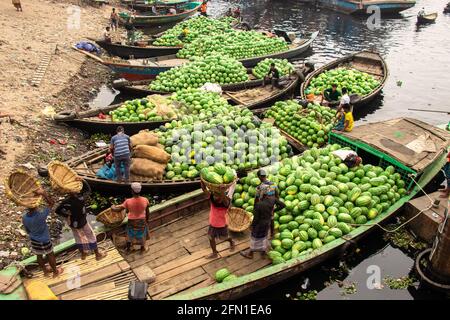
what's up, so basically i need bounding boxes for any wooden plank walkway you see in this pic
[26,241,136,300]
[124,209,271,300]
[31,53,52,87]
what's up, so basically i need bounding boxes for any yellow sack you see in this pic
[133,145,171,164]
[130,130,159,147]
[24,280,58,300]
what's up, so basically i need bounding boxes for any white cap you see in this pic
[131,182,142,193]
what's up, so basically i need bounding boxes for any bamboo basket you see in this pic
[4,170,42,208]
[96,208,126,228]
[201,176,237,195]
[47,160,82,194]
[226,207,253,232]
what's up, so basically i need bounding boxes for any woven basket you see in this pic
[201,176,236,195]
[47,160,82,194]
[226,207,253,232]
[4,170,42,208]
[96,208,126,228]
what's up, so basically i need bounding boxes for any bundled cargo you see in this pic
[133,145,171,164]
[130,130,159,147]
[130,158,166,179]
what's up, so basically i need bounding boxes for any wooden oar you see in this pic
[408,108,450,114]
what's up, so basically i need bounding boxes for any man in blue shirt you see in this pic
[22,188,63,277]
[110,126,132,182]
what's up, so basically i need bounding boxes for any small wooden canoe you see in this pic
[12,119,448,301]
[300,50,388,109]
[129,0,190,12]
[94,39,182,59]
[119,1,202,27]
[74,32,318,80]
[53,102,171,135]
[417,12,438,24]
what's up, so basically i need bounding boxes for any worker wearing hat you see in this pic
[241,169,285,259]
[112,182,150,253]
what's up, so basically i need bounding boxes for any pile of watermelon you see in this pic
[157,108,292,180]
[153,16,237,47]
[177,30,289,60]
[110,98,176,122]
[306,68,380,96]
[265,100,336,147]
[252,58,294,79]
[231,143,407,263]
[201,163,236,185]
[149,54,248,92]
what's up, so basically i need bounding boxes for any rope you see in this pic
[347,174,435,233]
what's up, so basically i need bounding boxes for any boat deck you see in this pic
[126,208,270,300]
[25,242,135,300]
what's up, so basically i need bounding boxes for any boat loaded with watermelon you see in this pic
[2,118,448,300]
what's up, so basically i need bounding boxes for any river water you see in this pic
[88,0,450,300]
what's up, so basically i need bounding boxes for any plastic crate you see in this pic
[329,132,417,190]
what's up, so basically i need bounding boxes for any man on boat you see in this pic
[225,8,233,17]
[103,26,112,43]
[124,16,136,45]
[110,8,119,31]
[151,5,158,15]
[254,169,279,238]
[322,84,341,107]
[418,7,425,17]
[233,7,241,20]
[112,183,150,253]
[55,178,106,261]
[439,151,450,198]
[200,0,208,17]
[110,126,132,183]
[240,178,285,259]
[168,7,177,15]
[263,63,280,91]
[338,87,351,110]
[201,181,235,259]
[22,188,64,278]
[334,104,354,132]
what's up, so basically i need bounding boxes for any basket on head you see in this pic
[201,176,237,196]
[47,160,82,194]
[96,207,126,228]
[4,170,42,208]
[226,207,253,232]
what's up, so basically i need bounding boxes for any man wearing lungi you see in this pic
[55,179,106,261]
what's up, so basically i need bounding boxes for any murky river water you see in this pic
[88,0,449,300]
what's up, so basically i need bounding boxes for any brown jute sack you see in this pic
[130,130,158,147]
[130,158,165,179]
[133,145,171,164]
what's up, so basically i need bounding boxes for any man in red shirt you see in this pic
[201,181,235,259]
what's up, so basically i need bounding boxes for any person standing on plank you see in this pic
[201,181,235,259]
[55,178,106,261]
[113,183,150,253]
[254,169,279,238]
[110,8,119,31]
[240,183,285,259]
[22,188,63,278]
[110,126,132,183]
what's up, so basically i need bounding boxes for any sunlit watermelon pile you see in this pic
[153,16,237,47]
[110,98,176,122]
[156,108,292,180]
[265,100,336,147]
[149,54,248,92]
[252,58,294,79]
[306,68,381,96]
[231,144,407,263]
[177,30,289,60]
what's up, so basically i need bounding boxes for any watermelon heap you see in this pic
[177,30,289,60]
[110,98,176,122]
[265,100,336,147]
[306,68,381,96]
[149,54,248,92]
[157,108,292,180]
[231,144,407,263]
[252,58,294,79]
[153,16,237,47]
[201,163,236,185]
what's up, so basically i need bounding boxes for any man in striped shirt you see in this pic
[110,126,132,182]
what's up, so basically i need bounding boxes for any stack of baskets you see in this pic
[47,160,82,194]
[226,207,253,232]
[96,207,127,228]
[4,170,42,208]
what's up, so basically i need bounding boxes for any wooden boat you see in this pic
[4,118,448,300]
[94,39,182,59]
[53,102,171,135]
[74,32,318,80]
[118,1,202,27]
[300,50,388,109]
[315,0,416,15]
[128,0,190,12]
[417,12,438,24]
